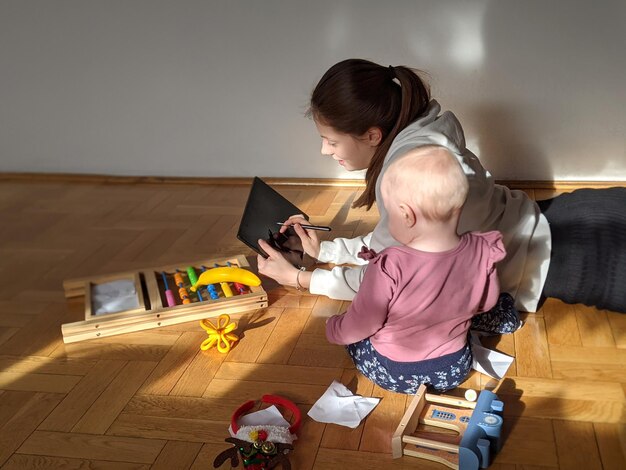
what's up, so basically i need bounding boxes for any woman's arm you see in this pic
[309,265,366,300]
[317,232,373,265]
[257,221,373,297]
[279,214,373,265]
[308,232,374,300]
[256,249,365,301]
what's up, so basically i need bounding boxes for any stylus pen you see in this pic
[276,222,332,232]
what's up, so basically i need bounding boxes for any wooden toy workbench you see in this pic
[61,254,267,343]
[392,384,504,469]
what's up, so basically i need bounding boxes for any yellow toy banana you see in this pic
[190,267,261,292]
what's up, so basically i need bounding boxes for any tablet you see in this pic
[237,177,308,266]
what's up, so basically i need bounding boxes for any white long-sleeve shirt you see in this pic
[309,100,551,312]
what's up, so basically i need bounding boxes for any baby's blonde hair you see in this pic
[382,145,469,222]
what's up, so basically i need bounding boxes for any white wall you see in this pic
[1,0,625,181]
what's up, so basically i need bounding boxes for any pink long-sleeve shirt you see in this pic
[325,231,506,361]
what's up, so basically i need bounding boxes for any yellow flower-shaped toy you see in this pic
[200,314,239,353]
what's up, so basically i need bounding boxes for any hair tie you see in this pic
[388,65,396,79]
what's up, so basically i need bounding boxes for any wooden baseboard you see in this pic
[0,172,624,190]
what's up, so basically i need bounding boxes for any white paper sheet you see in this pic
[470,331,515,379]
[307,380,380,428]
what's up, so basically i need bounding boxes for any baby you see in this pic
[325,145,519,392]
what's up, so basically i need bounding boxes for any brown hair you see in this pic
[308,59,430,209]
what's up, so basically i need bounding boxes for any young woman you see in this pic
[257,58,626,314]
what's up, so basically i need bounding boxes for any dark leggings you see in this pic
[537,187,626,313]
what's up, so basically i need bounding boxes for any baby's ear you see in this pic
[399,203,416,227]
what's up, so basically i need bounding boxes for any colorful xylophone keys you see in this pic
[161,262,252,306]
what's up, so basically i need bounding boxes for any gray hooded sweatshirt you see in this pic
[309,100,551,312]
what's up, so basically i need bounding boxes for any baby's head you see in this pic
[381,145,468,244]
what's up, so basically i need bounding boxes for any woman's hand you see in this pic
[257,239,301,287]
[279,214,321,259]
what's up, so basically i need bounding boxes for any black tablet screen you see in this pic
[237,177,308,267]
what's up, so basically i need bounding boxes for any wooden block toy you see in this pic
[61,254,267,343]
[391,385,504,469]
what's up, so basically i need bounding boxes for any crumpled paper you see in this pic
[307,380,380,428]
[470,331,514,379]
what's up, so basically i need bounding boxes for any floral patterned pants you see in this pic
[347,339,472,393]
[346,293,521,393]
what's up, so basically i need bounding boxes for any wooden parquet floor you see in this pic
[0,179,624,469]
